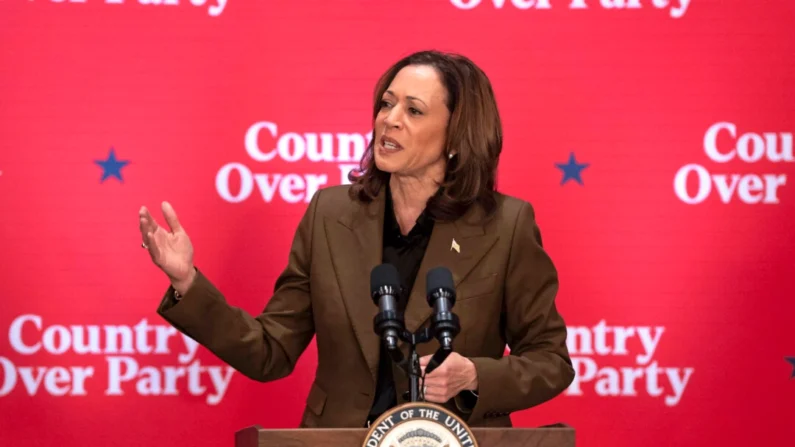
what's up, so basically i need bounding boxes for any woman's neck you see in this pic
[389,174,439,235]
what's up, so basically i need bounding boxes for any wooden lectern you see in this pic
[235,425,575,447]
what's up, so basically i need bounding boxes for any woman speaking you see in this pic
[138,50,575,428]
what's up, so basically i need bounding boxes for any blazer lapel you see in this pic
[402,209,500,335]
[323,188,500,380]
[323,188,385,382]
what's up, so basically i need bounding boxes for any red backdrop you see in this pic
[1,0,794,445]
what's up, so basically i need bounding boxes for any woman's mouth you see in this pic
[380,136,403,152]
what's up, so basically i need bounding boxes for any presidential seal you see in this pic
[362,402,478,447]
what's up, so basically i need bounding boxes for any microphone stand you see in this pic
[375,284,459,404]
[383,327,453,402]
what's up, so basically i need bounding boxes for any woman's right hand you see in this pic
[139,201,196,295]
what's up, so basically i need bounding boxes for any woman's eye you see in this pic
[409,107,422,115]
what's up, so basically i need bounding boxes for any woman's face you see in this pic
[373,65,451,182]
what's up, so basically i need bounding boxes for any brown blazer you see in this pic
[156,184,574,428]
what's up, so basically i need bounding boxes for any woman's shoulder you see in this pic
[493,191,530,213]
[312,184,353,205]
[445,191,541,242]
[486,191,539,226]
[308,184,363,216]
[488,191,546,247]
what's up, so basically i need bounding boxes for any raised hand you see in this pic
[139,201,196,294]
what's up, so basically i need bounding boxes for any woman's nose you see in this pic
[384,109,403,129]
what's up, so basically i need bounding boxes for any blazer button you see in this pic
[402,391,410,401]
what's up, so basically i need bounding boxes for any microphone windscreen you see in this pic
[426,266,454,295]
[370,263,401,297]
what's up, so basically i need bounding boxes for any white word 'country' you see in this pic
[1,314,234,405]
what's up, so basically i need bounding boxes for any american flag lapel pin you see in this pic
[451,238,460,254]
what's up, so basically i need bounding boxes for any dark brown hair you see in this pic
[347,50,503,222]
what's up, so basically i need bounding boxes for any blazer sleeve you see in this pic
[465,200,575,422]
[155,188,322,383]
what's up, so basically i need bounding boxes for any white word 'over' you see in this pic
[674,122,792,204]
[215,121,371,203]
[449,0,691,18]
[1,314,235,404]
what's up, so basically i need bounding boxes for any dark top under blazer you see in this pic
[156,184,575,428]
[368,184,435,423]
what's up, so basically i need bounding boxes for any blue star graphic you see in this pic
[94,147,130,183]
[555,152,590,186]
[786,357,795,379]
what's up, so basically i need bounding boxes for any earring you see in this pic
[448,152,455,159]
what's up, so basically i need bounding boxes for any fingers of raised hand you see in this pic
[161,201,183,233]
[139,206,163,260]
[139,206,160,237]
[143,230,164,263]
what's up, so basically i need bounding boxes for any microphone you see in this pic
[370,264,404,354]
[424,267,461,375]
